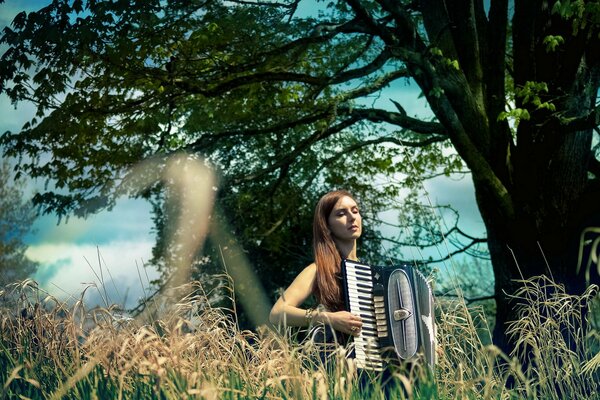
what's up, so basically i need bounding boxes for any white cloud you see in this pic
[26,240,158,309]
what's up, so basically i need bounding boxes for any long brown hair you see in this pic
[312,190,355,311]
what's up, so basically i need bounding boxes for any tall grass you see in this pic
[0,275,598,399]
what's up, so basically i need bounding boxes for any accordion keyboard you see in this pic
[343,260,385,371]
[342,259,436,371]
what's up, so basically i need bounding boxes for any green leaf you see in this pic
[429,87,444,98]
[543,35,565,52]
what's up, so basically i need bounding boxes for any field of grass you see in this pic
[1,277,598,399]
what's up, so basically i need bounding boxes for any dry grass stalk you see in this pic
[1,274,599,399]
[506,276,599,399]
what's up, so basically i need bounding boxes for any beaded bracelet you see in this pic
[304,307,315,324]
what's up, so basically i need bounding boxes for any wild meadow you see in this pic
[1,273,598,399]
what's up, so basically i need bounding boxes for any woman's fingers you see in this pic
[346,313,362,335]
[348,312,362,322]
[330,311,363,335]
[349,320,362,336]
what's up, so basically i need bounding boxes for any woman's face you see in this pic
[327,196,362,241]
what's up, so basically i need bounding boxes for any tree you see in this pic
[1,0,598,355]
[0,160,38,286]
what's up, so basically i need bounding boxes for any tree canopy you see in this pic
[1,0,599,353]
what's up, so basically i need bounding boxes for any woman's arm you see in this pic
[269,263,363,335]
[269,263,317,327]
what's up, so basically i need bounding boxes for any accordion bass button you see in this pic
[393,308,412,321]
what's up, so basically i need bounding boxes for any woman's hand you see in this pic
[317,310,363,336]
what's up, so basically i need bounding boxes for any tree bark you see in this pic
[418,0,600,357]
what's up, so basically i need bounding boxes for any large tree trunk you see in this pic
[417,0,600,358]
[481,197,596,356]
[475,117,597,357]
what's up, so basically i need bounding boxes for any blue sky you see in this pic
[0,0,491,307]
[1,0,157,308]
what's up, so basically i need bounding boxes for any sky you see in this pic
[1,89,157,308]
[1,0,158,308]
[0,0,490,308]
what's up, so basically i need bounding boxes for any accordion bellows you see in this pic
[341,259,436,371]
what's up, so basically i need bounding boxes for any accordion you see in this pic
[341,259,436,371]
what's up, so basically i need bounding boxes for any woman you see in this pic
[269,189,363,337]
[270,190,400,398]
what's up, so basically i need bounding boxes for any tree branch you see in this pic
[444,0,484,99]
[188,99,446,155]
[419,0,458,59]
[339,106,447,135]
[338,67,412,101]
[380,226,487,248]
[231,115,362,184]
[374,0,427,50]
[559,105,600,132]
[172,53,404,99]
[225,0,297,8]
[186,109,333,152]
[220,18,364,75]
[422,238,489,263]
[330,48,394,84]
[259,134,448,238]
[345,0,397,44]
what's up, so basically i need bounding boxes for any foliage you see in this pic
[0,160,38,286]
[0,0,470,305]
[1,0,599,356]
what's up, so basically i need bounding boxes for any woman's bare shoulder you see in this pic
[297,262,316,279]
[305,262,316,272]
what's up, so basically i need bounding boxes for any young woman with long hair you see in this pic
[269,189,363,337]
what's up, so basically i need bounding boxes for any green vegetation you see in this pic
[1,0,599,363]
[1,276,598,399]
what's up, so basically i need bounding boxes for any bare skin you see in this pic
[269,196,364,336]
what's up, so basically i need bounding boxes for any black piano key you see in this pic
[357,306,375,312]
[356,359,383,367]
[358,332,377,339]
[357,300,374,307]
[354,270,372,278]
[354,346,380,354]
[355,344,380,354]
[347,288,371,296]
[359,313,377,321]
[347,278,371,286]
[349,264,372,272]
[349,300,373,309]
